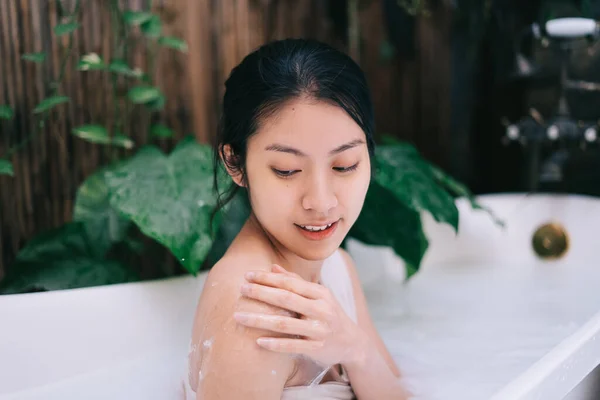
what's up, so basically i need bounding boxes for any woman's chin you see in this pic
[289,242,343,261]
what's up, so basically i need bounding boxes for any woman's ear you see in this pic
[220,144,245,187]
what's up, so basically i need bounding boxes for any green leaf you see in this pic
[123,10,155,26]
[378,134,401,145]
[127,86,163,104]
[429,163,505,227]
[146,94,166,111]
[0,159,14,177]
[0,105,14,119]
[202,190,250,271]
[21,52,46,63]
[72,124,135,149]
[141,15,162,38]
[150,123,174,138]
[54,22,80,36]
[104,136,219,275]
[0,222,139,294]
[78,53,105,71]
[375,143,459,231]
[349,181,428,278]
[33,96,70,114]
[108,59,143,78]
[74,166,132,258]
[158,36,188,52]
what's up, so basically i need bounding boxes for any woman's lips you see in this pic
[294,220,339,241]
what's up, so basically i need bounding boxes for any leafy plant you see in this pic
[0,1,496,294]
[0,1,189,293]
[0,222,138,294]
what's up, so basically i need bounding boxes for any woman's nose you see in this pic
[301,176,338,213]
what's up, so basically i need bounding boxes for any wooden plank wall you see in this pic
[0,0,452,277]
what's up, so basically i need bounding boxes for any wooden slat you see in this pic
[187,0,214,143]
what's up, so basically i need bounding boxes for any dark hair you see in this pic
[212,38,375,222]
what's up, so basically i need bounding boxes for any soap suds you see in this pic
[203,337,214,349]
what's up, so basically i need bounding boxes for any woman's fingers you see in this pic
[245,269,325,300]
[271,264,302,279]
[271,264,289,274]
[255,337,324,356]
[233,312,327,338]
[240,282,317,317]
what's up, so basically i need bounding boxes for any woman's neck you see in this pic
[238,215,325,283]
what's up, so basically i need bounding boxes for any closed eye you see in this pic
[272,168,300,178]
[333,162,359,173]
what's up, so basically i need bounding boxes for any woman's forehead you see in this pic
[250,99,365,153]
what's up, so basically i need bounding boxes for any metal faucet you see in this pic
[502,18,600,192]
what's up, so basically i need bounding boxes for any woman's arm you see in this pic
[339,249,411,400]
[190,264,296,400]
[235,261,411,400]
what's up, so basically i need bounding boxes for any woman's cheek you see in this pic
[348,173,371,214]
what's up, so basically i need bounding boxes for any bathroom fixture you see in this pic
[502,18,600,191]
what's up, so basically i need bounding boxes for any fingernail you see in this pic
[245,271,255,280]
[240,283,251,294]
[257,338,273,347]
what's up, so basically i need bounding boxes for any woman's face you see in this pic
[242,98,371,261]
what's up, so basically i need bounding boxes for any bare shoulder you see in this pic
[187,254,295,400]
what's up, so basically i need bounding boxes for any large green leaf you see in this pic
[73,166,132,258]
[349,181,427,278]
[33,96,70,114]
[429,163,505,227]
[0,105,13,119]
[0,159,14,177]
[0,222,138,294]
[202,190,250,270]
[374,143,459,231]
[72,124,134,149]
[104,137,219,274]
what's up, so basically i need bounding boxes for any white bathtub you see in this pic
[1,193,599,399]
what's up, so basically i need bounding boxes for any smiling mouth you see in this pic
[296,222,336,232]
[294,220,340,241]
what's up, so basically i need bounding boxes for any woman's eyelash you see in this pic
[333,163,359,172]
[272,168,299,177]
[272,163,359,177]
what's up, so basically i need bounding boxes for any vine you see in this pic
[0,0,187,176]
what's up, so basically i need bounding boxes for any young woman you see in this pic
[183,38,410,400]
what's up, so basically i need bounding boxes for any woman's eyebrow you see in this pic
[264,139,365,157]
[328,139,365,155]
[264,143,306,156]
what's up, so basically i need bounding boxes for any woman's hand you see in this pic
[233,264,366,367]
